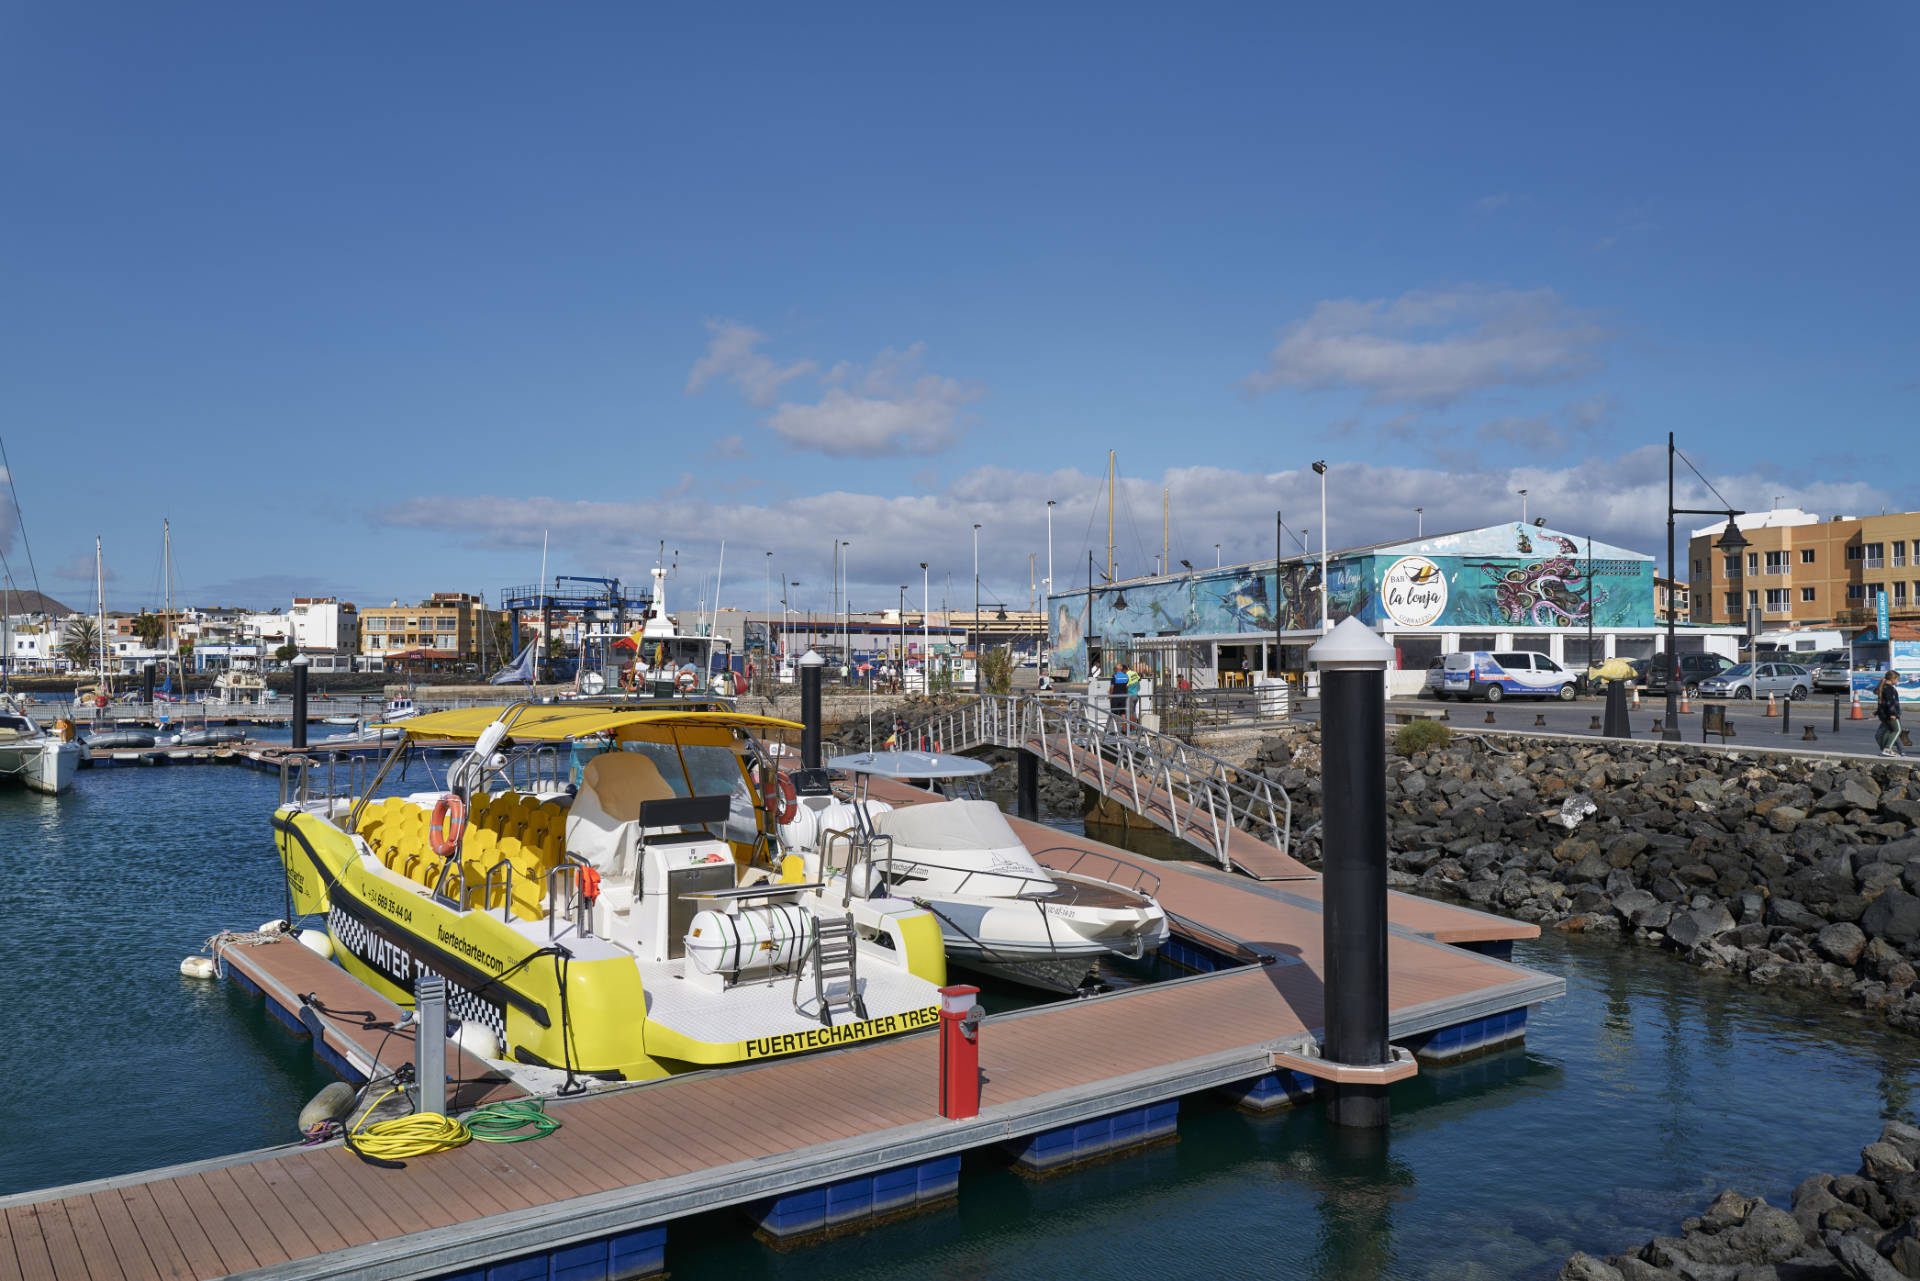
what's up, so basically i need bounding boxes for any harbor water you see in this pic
[2,764,1913,1279]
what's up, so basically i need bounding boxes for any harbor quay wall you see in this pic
[1248,725,1920,1032]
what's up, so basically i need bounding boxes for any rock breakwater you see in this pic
[1249,728,1920,1028]
[1561,1119,1920,1280]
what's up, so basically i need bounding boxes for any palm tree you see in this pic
[132,612,165,648]
[61,617,100,672]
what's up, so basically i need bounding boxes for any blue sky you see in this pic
[2,4,1914,617]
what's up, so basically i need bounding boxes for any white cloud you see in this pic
[712,434,750,461]
[687,321,980,458]
[1472,193,1512,213]
[767,344,979,457]
[372,449,1897,607]
[1246,286,1609,408]
[685,320,816,407]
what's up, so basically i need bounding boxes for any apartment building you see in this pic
[359,592,497,661]
[1688,508,1920,632]
[1654,575,1689,623]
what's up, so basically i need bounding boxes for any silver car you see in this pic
[1697,661,1812,700]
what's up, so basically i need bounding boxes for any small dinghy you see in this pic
[87,730,155,750]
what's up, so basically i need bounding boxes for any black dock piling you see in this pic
[799,650,824,769]
[1603,681,1632,739]
[1016,751,1039,821]
[290,654,309,751]
[141,660,156,707]
[1307,619,1394,1129]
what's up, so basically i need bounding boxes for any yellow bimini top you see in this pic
[386,704,802,744]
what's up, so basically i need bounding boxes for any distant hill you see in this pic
[0,589,76,617]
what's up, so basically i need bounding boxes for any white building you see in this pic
[290,597,359,654]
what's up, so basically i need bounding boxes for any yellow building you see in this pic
[358,592,498,663]
[1688,509,1920,630]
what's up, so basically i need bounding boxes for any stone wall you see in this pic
[1246,727,1920,1030]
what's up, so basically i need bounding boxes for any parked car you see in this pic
[1422,655,1448,698]
[1809,650,1854,694]
[1696,662,1812,700]
[1639,651,1737,695]
[1441,650,1578,702]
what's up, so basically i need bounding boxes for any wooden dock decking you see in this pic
[0,783,1558,1281]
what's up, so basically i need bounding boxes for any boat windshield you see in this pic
[618,740,759,844]
[0,715,32,735]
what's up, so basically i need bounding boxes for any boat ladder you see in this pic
[797,912,867,1027]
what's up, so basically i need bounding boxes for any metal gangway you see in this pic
[902,694,1307,881]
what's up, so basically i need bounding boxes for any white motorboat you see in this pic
[778,751,1170,993]
[0,699,80,795]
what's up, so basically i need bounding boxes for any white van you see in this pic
[1441,651,1578,702]
[1752,628,1845,659]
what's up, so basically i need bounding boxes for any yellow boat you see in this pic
[272,701,946,1084]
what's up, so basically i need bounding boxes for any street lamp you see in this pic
[972,523,982,691]
[920,562,929,687]
[1665,430,1749,742]
[1045,500,1057,674]
[1518,489,1528,524]
[1415,507,1423,537]
[1214,542,1221,567]
[1311,461,1329,632]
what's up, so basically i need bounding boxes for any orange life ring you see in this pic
[759,767,798,825]
[429,793,467,857]
[676,668,699,692]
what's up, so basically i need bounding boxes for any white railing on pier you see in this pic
[903,694,1291,874]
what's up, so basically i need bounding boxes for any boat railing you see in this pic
[1026,845,1163,898]
[819,827,897,908]
[480,858,516,922]
[545,857,596,938]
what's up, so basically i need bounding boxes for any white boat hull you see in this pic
[0,739,80,794]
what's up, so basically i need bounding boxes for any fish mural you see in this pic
[1464,534,1592,627]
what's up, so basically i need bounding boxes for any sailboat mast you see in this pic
[163,517,174,685]
[96,535,107,692]
[1162,486,1169,575]
[1106,450,1115,583]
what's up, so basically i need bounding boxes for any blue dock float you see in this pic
[746,1155,962,1241]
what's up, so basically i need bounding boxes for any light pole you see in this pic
[1518,489,1528,524]
[1312,461,1329,632]
[1214,542,1221,567]
[1665,430,1749,743]
[764,551,773,682]
[920,562,930,687]
[972,523,982,691]
[1416,507,1423,537]
[1045,500,1057,674]
[841,541,852,674]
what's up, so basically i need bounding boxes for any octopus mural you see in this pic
[1466,534,1592,626]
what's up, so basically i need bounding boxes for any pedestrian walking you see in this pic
[1876,669,1905,757]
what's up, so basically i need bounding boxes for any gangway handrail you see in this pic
[900,692,1292,873]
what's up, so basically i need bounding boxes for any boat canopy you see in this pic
[384,705,802,743]
[827,750,994,780]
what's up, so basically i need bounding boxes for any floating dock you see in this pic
[0,780,1558,1281]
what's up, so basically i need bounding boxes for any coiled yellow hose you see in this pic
[347,1086,471,1160]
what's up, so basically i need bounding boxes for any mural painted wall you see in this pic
[1048,524,1655,680]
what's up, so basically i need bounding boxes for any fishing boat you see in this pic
[272,702,946,1083]
[0,698,80,794]
[211,668,267,705]
[383,692,420,720]
[778,751,1170,994]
